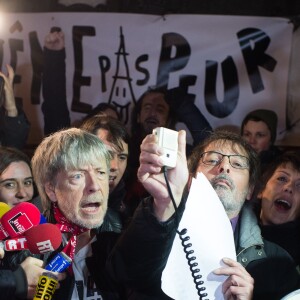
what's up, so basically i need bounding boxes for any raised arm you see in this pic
[0,65,30,149]
[107,130,189,297]
[42,29,70,135]
[138,129,188,221]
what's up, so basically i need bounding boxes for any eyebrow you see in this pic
[0,177,33,184]
[274,169,291,176]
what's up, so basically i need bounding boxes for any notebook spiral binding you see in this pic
[177,228,209,300]
[162,166,209,300]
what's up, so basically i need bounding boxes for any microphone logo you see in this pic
[8,212,33,235]
[5,237,27,251]
[36,240,55,254]
[33,272,58,300]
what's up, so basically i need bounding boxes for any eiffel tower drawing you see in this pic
[108,26,136,123]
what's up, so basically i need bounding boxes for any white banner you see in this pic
[0,13,293,144]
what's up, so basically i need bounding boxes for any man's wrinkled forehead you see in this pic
[204,140,248,157]
[62,153,109,171]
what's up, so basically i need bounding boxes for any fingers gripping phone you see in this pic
[152,127,178,169]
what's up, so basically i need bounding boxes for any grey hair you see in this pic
[31,128,111,212]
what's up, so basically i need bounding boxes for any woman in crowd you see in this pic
[241,109,282,172]
[0,147,34,207]
[255,151,300,269]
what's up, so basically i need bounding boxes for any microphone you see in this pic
[39,214,47,224]
[45,251,72,273]
[0,224,62,254]
[0,203,10,219]
[25,223,62,254]
[0,236,28,251]
[33,271,58,300]
[0,202,42,240]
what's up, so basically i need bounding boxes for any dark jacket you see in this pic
[108,198,300,300]
[42,48,70,135]
[108,196,184,300]
[260,219,300,270]
[235,202,300,300]
[50,230,125,300]
[0,107,30,150]
[0,266,28,299]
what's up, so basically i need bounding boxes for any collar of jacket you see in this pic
[234,202,266,267]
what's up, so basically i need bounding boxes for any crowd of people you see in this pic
[0,29,299,300]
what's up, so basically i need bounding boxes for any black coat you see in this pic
[0,107,30,150]
[0,267,28,299]
[51,230,125,300]
[260,219,300,268]
[108,198,300,300]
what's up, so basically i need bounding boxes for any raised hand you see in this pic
[137,130,188,221]
[44,30,65,51]
[0,64,17,117]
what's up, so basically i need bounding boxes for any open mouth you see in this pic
[109,176,116,184]
[274,199,291,211]
[81,202,101,213]
[145,118,159,125]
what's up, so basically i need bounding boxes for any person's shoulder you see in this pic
[263,238,295,261]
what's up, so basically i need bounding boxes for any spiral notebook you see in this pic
[161,172,236,300]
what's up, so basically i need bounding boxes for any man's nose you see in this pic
[218,156,230,173]
[110,155,118,172]
[87,173,101,193]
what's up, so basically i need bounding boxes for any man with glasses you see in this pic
[188,131,300,299]
[109,130,300,300]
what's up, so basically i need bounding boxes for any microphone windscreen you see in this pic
[0,203,10,219]
[1,202,41,238]
[24,223,62,254]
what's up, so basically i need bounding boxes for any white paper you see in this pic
[162,172,236,300]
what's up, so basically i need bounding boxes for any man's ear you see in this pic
[45,182,57,203]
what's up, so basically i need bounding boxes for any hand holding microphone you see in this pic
[0,202,66,299]
[21,257,66,299]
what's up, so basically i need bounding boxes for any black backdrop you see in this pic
[0,0,300,18]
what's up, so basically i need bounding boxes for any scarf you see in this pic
[53,203,89,273]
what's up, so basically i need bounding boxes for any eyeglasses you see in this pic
[200,151,249,170]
